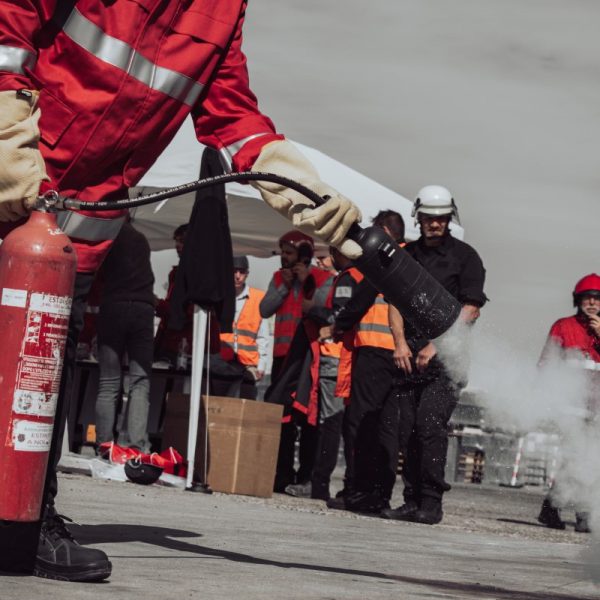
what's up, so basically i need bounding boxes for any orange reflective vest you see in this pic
[331,268,366,400]
[220,287,265,367]
[354,294,395,350]
[301,267,363,424]
[272,267,332,358]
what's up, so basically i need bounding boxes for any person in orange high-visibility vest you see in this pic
[260,231,334,492]
[210,256,270,400]
[284,247,363,500]
[327,210,406,513]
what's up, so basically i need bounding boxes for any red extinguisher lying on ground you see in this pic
[0,174,461,522]
[0,207,76,521]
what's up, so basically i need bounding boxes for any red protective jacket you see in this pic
[540,314,600,365]
[539,314,600,413]
[0,1,283,271]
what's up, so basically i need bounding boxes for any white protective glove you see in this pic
[251,140,363,259]
[0,89,49,221]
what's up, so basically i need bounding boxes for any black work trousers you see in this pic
[343,347,400,501]
[211,371,258,400]
[275,416,319,491]
[311,374,345,500]
[45,272,96,507]
[311,411,343,499]
[397,374,459,504]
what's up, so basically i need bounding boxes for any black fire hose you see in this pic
[42,171,461,339]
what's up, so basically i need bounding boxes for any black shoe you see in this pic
[575,512,591,533]
[326,496,348,510]
[537,498,565,530]
[335,487,350,499]
[413,498,443,525]
[345,492,390,514]
[284,482,312,498]
[380,501,419,521]
[34,514,112,582]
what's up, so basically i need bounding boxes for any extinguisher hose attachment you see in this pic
[36,172,329,212]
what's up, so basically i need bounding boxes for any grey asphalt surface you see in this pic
[2,471,598,599]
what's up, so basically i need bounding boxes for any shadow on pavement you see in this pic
[497,518,577,530]
[496,518,548,528]
[71,523,589,600]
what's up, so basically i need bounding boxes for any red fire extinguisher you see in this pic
[0,209,76,521]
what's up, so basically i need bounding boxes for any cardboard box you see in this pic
[161,394,283,498]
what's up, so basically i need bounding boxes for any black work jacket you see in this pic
[405,234,487,308]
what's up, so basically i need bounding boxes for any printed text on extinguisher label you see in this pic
[12,420,54,452]
[12,293,72,418]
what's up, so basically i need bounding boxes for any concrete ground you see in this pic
[2,470,599,599]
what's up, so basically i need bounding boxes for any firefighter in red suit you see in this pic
[0,1,362,582]
[536,273,600,534]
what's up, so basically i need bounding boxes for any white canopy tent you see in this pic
[130,117,463,253]
[128,117,464,490]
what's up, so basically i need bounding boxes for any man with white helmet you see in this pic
[382,185,486,525]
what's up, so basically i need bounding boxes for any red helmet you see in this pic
[278,230,314,251]
[573,273,600,304]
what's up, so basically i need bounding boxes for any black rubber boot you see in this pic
[575,512,591,533]
[380,501,419,521]
[34,513,112,582]
[345,491,390,514]
[326,496,348,510]
[537,498,565,530]
[413,497,443,525]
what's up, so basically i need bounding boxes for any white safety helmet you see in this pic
[412,185,461,225]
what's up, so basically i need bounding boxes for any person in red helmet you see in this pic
[537,274,600,533]
[0,2,362,582]
[260,231,334,492]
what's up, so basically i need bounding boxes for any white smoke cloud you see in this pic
[435,320,600,583]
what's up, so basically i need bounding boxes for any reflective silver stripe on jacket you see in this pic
[235,343,258,353]
[0,44,37,74]
[56,211,126,242]
[63,9,204,106]
[274,335,293,346]
[357,323,392,335]
[218,133,272,172]
[234,328,258,340]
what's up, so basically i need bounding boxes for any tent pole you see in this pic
[186,306,208,489]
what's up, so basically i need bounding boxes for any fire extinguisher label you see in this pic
[29,293,72,316]
[1,288,28,308]
[12,420,54,452]
[12,293,72,418]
